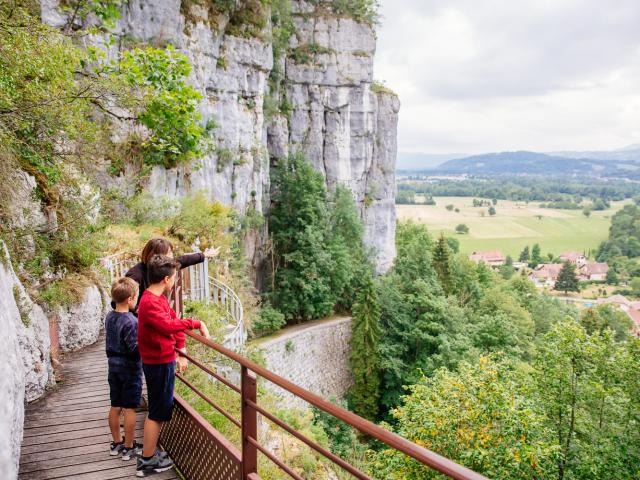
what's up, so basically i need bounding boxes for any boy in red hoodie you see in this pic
[136,255,209,477]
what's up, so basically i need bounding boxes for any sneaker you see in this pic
[109,441,125,456]
[136,451,174,477]
[122,441,143,461]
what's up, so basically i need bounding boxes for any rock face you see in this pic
[255,317,353,409]
[0,242,56,477]
[56,284,108,352]
[49,0,399,275]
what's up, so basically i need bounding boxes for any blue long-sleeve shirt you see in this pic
[105,310,142,375]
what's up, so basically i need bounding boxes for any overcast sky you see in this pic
[375,0,640,155]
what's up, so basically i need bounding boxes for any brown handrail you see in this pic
[181,330,489,480]
[180,349,241,393]
[175,372,241,428]
[246,398,368,479]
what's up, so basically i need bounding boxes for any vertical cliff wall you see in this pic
[46,0,399,274]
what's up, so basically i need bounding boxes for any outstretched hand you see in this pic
[203,246,221,259]
[199,322,210,340]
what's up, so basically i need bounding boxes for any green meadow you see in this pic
[396,196,627,258]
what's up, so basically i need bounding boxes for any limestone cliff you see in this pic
[43,0,399,274]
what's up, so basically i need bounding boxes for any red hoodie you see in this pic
[137,290,201,364]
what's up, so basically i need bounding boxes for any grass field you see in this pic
[396,197,628,258]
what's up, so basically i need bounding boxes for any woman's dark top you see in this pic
[110,252,205,312]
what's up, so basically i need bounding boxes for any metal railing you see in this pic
[210,275,246,351]
[164,330,488,480]
[101,252,246,350]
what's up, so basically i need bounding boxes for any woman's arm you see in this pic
[176,252,205,269]
[177,247,220,269]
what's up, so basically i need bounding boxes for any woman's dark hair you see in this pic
[147,255,181,284]
[141,238,174,264]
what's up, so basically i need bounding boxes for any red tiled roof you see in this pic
[530,263,563,279]
[626,308,640,333]
[469,251,505,262]
[580,262,609,275]
[560,251,585,262]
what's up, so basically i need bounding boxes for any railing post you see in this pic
[203,258,210,304]
[241,366,258,479]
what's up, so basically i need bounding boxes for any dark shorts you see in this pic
[143,361,176,422]
[108,370,143,409]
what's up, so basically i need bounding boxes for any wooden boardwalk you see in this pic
[18,337,179,480]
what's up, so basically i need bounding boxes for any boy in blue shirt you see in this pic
[106,277,143,460]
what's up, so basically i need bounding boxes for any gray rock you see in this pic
[42,0,399,275]
[0,241,57,477]
[56,284,108,352]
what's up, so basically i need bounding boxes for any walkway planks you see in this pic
[18,337,179,480]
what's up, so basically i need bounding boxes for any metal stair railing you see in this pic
[209,273,246,351]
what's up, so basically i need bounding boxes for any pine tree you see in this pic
[530,243,543,268]
[432,234,453,293]
[348,277,382,419]
[519,246,530,263]
[554,261,580,294]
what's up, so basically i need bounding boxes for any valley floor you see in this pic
[396,196,629,257]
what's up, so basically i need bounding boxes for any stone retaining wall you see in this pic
[254,317,353,409]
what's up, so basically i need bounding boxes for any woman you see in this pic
[125,238,220,311]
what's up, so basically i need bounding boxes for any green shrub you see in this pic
[117,46,210,168]
[168,191,234,250]
[289,43,335,64]
[252,305,285,336]
[330,0,380,25]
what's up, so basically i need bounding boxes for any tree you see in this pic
[348,277,382,419]
[499,264,515,280]
[488,206,496,216]
[605,268,618,285]
[432,234,453,294]
[534,320,640,480]
[370,357,557,480]
[445,204,454,211]
[445,236,459,254]
[519,246,530,263]
[580,305,632,341]
[529,243,543,268]
[268,154,354,321]
[492,198,498,205]
[455,223,469,234]
[630,277,640,296]
[554,261,579,294]
[583,207,592,218]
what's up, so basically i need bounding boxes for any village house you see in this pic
[596,294,632,311]
[628,309,640,337]
[579,262,609,281]
[529,263,564,288]
[559,251,587,266]
[596,294,640,337]
[469,250,505,266]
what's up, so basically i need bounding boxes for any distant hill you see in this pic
[551,145,640,162]
[431,151,640,178]
[396,152,467,170]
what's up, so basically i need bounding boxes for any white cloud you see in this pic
[375,0,640,154]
